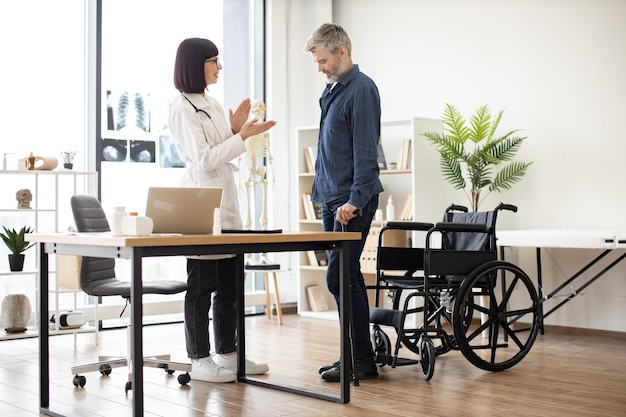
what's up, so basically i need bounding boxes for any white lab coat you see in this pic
[168,93,246,230]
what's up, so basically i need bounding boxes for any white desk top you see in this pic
[27,231,361,248]
[497,228,624,249]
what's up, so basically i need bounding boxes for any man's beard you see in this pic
[325,60,347,83]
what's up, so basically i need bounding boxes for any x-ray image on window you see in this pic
[101,139,128,162]
[130,140,155,163]
[159,134,184,168]
[107,90,151,133]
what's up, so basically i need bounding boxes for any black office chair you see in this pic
[69,195,191,392]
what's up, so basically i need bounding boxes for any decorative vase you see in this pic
[8,254,25,272]
[63,163,73,170]
[1,294,32,333]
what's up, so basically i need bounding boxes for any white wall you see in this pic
[267,0,626,332]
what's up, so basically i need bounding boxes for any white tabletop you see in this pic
[497,229,620,249]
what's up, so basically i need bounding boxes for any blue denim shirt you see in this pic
[311,64,384,210]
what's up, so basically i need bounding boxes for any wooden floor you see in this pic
[0,314,625,417]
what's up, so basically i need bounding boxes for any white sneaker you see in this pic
[215,353,269,375]
[190,356,236,383]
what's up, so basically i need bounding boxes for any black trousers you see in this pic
[184,257,237,359]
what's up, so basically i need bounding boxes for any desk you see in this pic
[29,231,360,417]
[497,229,626,333]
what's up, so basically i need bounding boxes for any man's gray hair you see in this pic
[303,23,352,55]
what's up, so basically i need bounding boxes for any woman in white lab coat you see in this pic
[169,38,276,383]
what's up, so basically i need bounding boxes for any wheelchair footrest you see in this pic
[392,357,419,367]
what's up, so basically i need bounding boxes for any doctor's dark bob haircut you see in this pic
[173,38,219,94]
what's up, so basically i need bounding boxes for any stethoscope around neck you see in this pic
[182,94,211,119]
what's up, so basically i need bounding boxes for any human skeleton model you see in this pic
[242,100,274,230]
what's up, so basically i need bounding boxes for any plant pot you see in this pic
[8,254,25,272]
[63,163,73,170]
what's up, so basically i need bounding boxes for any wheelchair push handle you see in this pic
[445,204,469,213]
[496,203,518,213]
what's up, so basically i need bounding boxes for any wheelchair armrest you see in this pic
[383,221,434,231]
[434,222,489,232]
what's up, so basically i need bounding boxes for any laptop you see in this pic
[145,187,223,234]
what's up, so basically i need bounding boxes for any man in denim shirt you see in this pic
[304,23,383,382]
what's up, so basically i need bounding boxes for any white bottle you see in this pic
[386,195,395,221]
[110,206,126,236]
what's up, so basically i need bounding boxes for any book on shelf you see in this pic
[315,249,329,266]
[397,139,412,170]
[312,201,323,219]
[304,146,316,173]
[301,192,314,220]
[376,141,387,170]
[306,285,329,312]
[306,250,317,266]
[361,224,381,272]
[306,249,329,266]
[399,194,413,220]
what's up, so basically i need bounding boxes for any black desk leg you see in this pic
[39,245,51,413]
[338,241,351,403]
[235,254,246,379]
[130,249,144,416]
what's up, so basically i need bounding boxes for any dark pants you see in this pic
[322,195,379,363]
[184,257,237,359]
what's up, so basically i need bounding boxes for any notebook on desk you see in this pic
[145,187,223,234]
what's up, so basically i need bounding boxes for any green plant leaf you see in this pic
[1,226,36,254]
[489,161,533,192]
[440,152,465,189]
[469,104,491,143]
[486,134,527,162]
[442,103,470,144]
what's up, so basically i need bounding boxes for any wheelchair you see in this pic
[368,203,540,381]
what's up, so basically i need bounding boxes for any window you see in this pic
[0,1,86,171]
[99,0,225,213]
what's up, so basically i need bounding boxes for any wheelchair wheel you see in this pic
[453,261,540,372]
[371,325,392,366]
[419,336,435,381]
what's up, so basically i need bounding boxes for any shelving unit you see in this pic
[294,118,442,319]
[0,170,98,340]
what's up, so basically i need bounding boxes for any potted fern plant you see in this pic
[1,226,36,271]
[422,104,532,212]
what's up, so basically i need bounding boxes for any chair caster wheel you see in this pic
[99,364,112,376]
[166,369,175,375]
[178,372,191,385]
[125,381,132,393]
[73,374,86,388]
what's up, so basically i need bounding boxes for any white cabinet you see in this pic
[0,170,98,340]
[294,118,442,319]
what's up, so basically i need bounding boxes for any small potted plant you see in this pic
[61,150,77,170]
[0,226,36,271]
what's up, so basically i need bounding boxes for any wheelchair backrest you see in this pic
[442,210,495,252]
